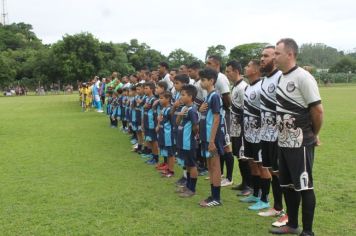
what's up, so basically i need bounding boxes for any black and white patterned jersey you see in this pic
[260,70,282,142]
[243,79,262,143]
[230,79,248,137]
[276,66,321,148]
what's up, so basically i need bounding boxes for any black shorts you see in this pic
[261,141,279,171]
[180,149,197,167]
[144,129,157,142]
[231,136,244,158]
[244,138,262,162]
[278,145,315,191]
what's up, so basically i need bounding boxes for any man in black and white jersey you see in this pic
[225,60,251,195]
[269,38,323,236]
[206,55,234,187]
[240,60,271,212]
[258,46,288,227]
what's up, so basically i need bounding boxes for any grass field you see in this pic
[0,86,355,235]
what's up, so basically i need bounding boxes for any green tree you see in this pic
[229,42,268,67]
[51,33,101,83]
[167,48,200,69]
[298,43,341,69]
[329,56,356,73]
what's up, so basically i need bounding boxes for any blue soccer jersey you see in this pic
[158,106,174,147]
[130,97,136,123]
[199,90,225,143]
[143,95,156,130]
[176,105,199,150]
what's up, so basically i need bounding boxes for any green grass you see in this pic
[0,87,355,235]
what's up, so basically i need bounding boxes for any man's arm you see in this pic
[310,103,324,143]
[221,93,231,110]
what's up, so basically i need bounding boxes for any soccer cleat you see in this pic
[236,187,252,196]
[179,189,196,198]
[258,208,284,217]
[269,225,300,234]
[231,183,246,191]
[162,172,174,178]
[299,231,314,236]
[198,169,208,176]
[272,214,289,227]
[175,177,187,187]
[204,176,210,180]
[146,158,158,165]
[175,186,188,193]
[156,163,167,170]
[240,195,259,203]
[221,178,233,187]
[199,197,222,207]
[248,200,270,211]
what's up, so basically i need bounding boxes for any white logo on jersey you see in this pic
[277,114,303,147]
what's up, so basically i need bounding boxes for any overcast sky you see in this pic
[5,0,356,59]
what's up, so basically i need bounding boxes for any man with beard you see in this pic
[258,46,288,227]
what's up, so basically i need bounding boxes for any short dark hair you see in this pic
[159,62,169,70]
[188,61,201,70]
[208,55,222,65]
[199,68,218,85]
[226,60,242,74]
[129,85,137,91]
[160,91,172,100]
[174,74,190,84]
[181,84,197,101]
[144,82,156,91]
[277,38,299,57]
[250,59,261,67]
[157,81,168,91]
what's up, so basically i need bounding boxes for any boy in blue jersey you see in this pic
[143,82,159,164]
[129,86,138,146]
[134,84,144,153]
[199,68,225,207]
[175,84,199,197]
[171,74,191,187]
[120,88,129,133]
[154,81,169,170]
[156,91,175,177]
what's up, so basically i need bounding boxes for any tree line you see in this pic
[1,22,356,90]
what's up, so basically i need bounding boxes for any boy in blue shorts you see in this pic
[175,84,199,197]
[156,91,175,177]
[199,68,225,207]
[154,81,169,170]
[143,82,159,165]
[134,84,145,154]
[171,74,191,187]
[129,86,138,146]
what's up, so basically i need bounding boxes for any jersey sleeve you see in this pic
[216,75,230,95]
[189,108,199,125]
[210,94,221,114]
[299,72,321,107]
